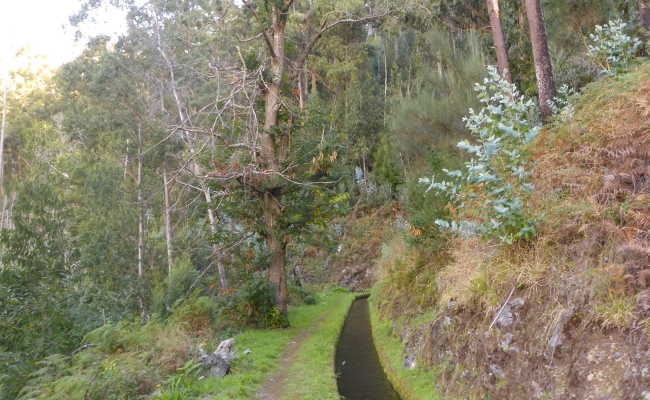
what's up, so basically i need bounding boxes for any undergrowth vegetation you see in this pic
[16,288,349,400]
[587,18,642,75]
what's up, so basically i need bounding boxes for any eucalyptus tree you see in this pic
[102,0,244,291]
[54,35,178,317]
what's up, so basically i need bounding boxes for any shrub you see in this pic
[217,273,285,328]
[403,150,462,250]
[0,350,33,400]
[169,296,219,334]
[82,321,138,353]
[152,255,199,316]
[548,84,577,122]
[587,19,641,75]
[374,236,443,319]
[420,66,540,244]
[288,284,317,305]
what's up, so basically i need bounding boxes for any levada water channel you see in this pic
[335,295,401,400]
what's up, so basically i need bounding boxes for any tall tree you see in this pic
[73,0,388,323]
[237,0,390,321]
[640,0,650,32]
[525,0,556,121]
[162,167,174,276]
[0,86,8,229]
[0,86,7,189]
[486,0,512,82]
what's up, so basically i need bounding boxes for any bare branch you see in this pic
[295,8,393,69]
[239,32,263,43]
[241,0,277,59]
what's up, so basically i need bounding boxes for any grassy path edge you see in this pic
[368,290,444,400]
[174,289,355,399]
[280,291,358,399]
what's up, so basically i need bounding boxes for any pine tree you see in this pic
[486,0,512,82]
[525,0,557,122]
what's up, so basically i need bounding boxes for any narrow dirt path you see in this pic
[257,300,342,400]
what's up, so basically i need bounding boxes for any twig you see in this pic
[488,273,522,331]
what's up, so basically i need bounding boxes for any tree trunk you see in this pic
[202,185,229,291]
[311,70,317,96]
[260,4,289,322]
[263,192,288,320]
[1,191,15,229]
[0,86,7,193]
[640,0,650,32]
[487,0,513,83]
[123,139,130,180]
[0,194,7,230]
[163,168,174,276]
[298,70,305,111]
[383,44,388,127]
[137,125,144,278]
[525,0,556,122]
[156,14,230,290]
[0,86,8,230]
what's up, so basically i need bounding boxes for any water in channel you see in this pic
[335,296,401,400]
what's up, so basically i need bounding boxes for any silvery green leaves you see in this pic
[421,66,539,244]
[548,84,576,122]
[587,19,641,76]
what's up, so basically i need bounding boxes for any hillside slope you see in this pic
[374,63,650,399]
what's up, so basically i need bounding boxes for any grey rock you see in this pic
[243,348,252,355]
[500,333,514,352]
[333,223,344,237]
[496,304,514,328]
[198,338,236,378]
[548,308,575,356]
[548,328,563,353]
[531,381,544,399]
[403,353,417,370]
[637,290,650,313]
[215,338,236,361]
[489,363,505,378]
[509,297,525,309]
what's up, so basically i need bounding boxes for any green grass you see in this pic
[281,292,358,400]
[369,289,443,400]
[158,288,355,399]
